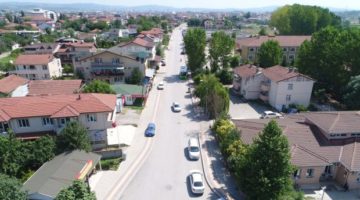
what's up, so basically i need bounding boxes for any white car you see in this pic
[172,102,181,112]
[188,138,200,160]
[157,82,164,90]
[189,170,205,194]
[260,111,283,119]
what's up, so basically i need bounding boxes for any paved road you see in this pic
[114,25,217,200]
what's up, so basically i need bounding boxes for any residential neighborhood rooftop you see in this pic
[0,75,29,94]
[14,54,55,65]
[236,35,312,49]
[0,93,116,122]
[262,65,314,82]
[27,79,82,96]
[22,150,101,199]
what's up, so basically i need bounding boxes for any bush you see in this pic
[100,158,122,170]
[216,69,233,85]
[308,103,318,111]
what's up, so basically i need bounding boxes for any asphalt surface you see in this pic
[116,25,217,200]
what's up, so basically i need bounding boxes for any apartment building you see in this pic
[74,49,146,84]
[0,93,116,149]
[233,64,314,110]
[236,35,311,64]
[12,54,62,80]
[233,111,360,190]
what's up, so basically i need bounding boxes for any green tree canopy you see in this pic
[184,28,206,74]
[56,121,92,153]
[83,80,115,94]
[295,26,360,96]
[258,27,267,36]
[126,68,143,85]
[56,181,96,200]
[0,174,27,200]
[209,31,235,73]
[187,18,202,27]
[270,4,341,35]
[257,40,283,68]
[344,75,360,109]
[238,120,294,200]
[194,74,229,119]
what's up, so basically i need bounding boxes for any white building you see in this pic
[109,37,156,60]
[26,8,58,22]
[0,93,117,149]
[12,54,62,80]
[233,65,315,111]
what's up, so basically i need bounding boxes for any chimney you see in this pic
[77,94,81,100]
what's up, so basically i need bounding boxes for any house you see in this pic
[233,65,314,110]
[0,75,29,97]
[74,49,146,84]
[55,42,97,65]
[23,150,101,200]
[236,35,311,64]
[233,111,360,190]
[111,83,147,106]
[0,93,116,149]
[105,28,129,39]
[109,37,158,68]
[76,32,97,42]
[140,28,163,41]
[12,54,62,80]
[23,43,60,55]
[38,22,56,32]
[204,19,214,29]
[127,24,138,36]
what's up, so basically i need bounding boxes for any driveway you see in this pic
[229,92,270,120]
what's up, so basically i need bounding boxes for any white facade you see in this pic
[112,43,156,60]
[13,58,62,80]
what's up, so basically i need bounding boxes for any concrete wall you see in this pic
[295,166,325,185]
[13,58,62,80]
[9,117,54,134]
[271,76,314,110]
[241,74,264,99]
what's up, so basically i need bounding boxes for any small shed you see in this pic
[111,84,147,106]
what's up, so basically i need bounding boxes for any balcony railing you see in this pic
[91,62,124,69]
[91,62,125,76]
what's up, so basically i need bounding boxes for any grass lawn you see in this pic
[100,157,122,170]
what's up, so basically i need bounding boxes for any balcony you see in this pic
[260,81,270,91]
[91,62,125,76]
[259,92,269,101]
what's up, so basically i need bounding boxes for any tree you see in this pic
[209,31,235,73]
[184,28,206,74]
[0,130,25,177]
[155,44,164,57]
[244,12,251,19]
[257,40,283,68]
[25,136,55,169]
[56,181,96,200]
[194,74,229,119]
[56,121,92,153]
[63,64,74,74]
[238,120,293,200]
[230,55,241,68]
[111,19,122,29]
[0,174,27,200]
[187,18,202,27]
[126,68,143,85]
[83,80,115,94]
[270,4,341,35]
[295,27,359,96]
[258,27,267,36]
[344,75,360,109]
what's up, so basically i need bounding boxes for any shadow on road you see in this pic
[163,74,185,84]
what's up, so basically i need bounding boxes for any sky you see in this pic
[2,0,360,10]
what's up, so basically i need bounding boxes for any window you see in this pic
[289,55,295,60]
[113,58,120,63]
[249,48,254,52]
[18,119,30,127]
[0,122,9,132]
[283,48,287,52]
[293,169,301,178]
[29,65,36,70]
[286,95,291,101]
[87,114,97,122]
[95,58,102,63]
[306,169,314,178]
[288,84,293,90]
[44,74,49,79]
[341,133,347,137]
[60,117,71,125]
[42,118,53,126]
[248,55,253,60]
[290,48,295,51]
[42,65,47,70]
[23,65,26,70]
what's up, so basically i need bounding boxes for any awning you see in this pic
[145,69,155,78]
[107,125,136,146]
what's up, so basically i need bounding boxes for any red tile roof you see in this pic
[27,80,82,96]
[14,54,54,65]
[51,105,80,118]
[0,75,29,94]
[233,113,360,171]
[236,35,311,49]
[140,28,163,37]
[262,65,314,82]
[233,64,263,78]
[0,94,116,122]
[119,38,154,48]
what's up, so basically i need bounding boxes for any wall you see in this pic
[78,112,113,131]
[13,58,62,80]
[9,117,55,134]
[48,58,62,78]
[241,73,264,99]
[295,166,325,185]
[272,76,314,110]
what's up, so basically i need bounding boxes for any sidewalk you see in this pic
[89,72,163,200]
[189,86,243,200]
